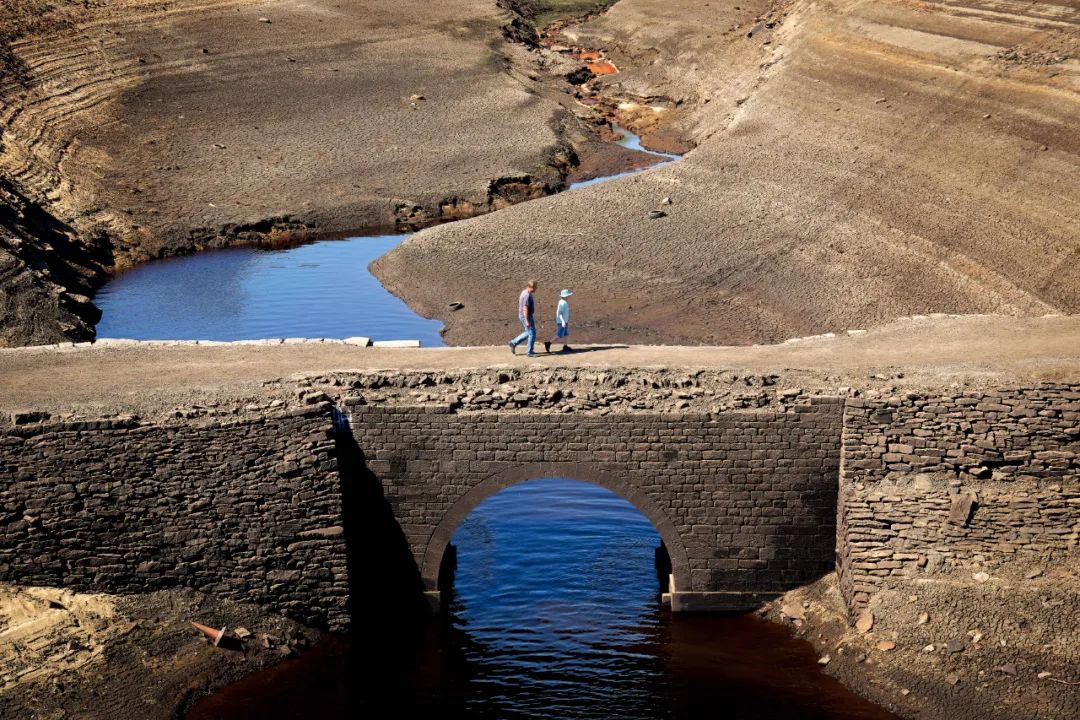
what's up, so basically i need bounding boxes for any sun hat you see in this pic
[560,288,573,298]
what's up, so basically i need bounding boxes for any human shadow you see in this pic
[542,344,631,355]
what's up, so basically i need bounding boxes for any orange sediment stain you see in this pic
[575,50,603,61]
[586,61,618,75]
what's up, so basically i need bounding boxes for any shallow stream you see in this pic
[94,127,675,346]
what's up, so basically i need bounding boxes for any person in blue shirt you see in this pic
[544,288,573,353]
[509,280,538,356]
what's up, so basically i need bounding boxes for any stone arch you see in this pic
[420,461,691,594]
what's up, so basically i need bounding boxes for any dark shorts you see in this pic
[556,325,569,338]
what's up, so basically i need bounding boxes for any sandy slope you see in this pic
[374,0,1080,346]
[0,584,319,720]
[0,0,637,345]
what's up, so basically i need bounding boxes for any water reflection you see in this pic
[94,234,444,345]
[443,479,668,718]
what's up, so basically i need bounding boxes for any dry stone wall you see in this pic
[0,370,1076,628]
[0,403,348,629]
[837,385,1080,610]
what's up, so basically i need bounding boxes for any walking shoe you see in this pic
[561,345,572,352]
[509,341,516,355]
[543,341,551,353]
[526,352,538,357]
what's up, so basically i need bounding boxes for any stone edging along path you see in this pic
[1,312,1068,355]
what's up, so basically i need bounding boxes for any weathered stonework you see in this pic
[345,397,843,610]
[0,371,1076,630]
[837,385,1080,610]
[0,403,348,629]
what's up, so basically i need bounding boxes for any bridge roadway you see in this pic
[2,315,1078,418]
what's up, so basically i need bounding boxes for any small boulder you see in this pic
[780,603,806,621]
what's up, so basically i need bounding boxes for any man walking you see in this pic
[509,280,538,357]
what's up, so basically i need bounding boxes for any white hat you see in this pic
[560,288,573,298]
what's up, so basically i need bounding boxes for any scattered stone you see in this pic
[923,644,935,653]
[855,610,874,634]
[661,197,672,205]
[447,301,465,311]
[212,143,226,149]
[995,663,1017,677]
[973,571,990,583]
[917,613,929,625]
[946,639,964,653]
[945,673,961,686]
[877,640,896,652]
[900,688,910,696]
[780,603,805,621]
[971,631,983,644]
[1025,567,1044,579]
[234,627,252,639]
[566,67,593,85]
[258,17,271,23]
[818,654,830,666]
[1037,671,1052,679]
[949,492,977,526]
[410,94,425,101]
[648,210,667,219]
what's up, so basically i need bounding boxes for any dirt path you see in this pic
[2,314,1078,418]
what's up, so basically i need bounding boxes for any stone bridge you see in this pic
[346,397,842,611]
[0,322,1077,631]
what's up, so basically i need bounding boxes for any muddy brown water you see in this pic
[188,480,897,719]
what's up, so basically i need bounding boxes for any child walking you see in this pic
[544,289,573,353]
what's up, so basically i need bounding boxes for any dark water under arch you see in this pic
[188,479,898,720]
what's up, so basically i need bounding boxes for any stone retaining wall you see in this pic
[0,374,1076,628]
[0,403,348,629]
[837,385,1080,610]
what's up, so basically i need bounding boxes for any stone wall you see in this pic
[837,385,1080,610]
[344,396,844,609]
[1,372,1075,628]
[0,403,349,629]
